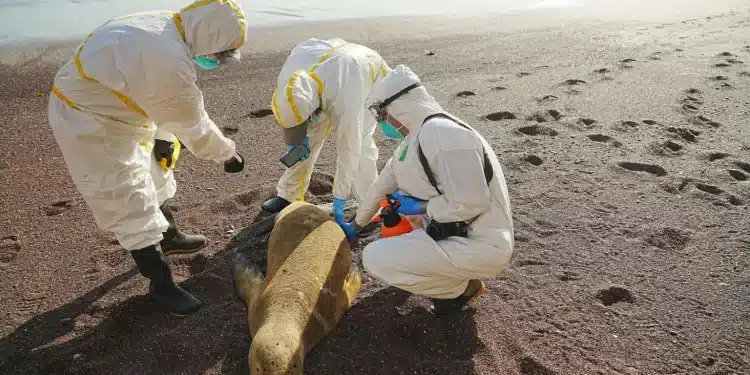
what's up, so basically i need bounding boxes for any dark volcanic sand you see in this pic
[2,8,750,375]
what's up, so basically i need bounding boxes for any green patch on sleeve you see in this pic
[398,144,409,161]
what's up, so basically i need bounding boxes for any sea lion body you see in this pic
[233,201,362,375]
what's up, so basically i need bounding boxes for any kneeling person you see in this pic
[342,65,514,315]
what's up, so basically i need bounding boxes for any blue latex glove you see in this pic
[340,222,359,241]
[288,137,310,161]
[332,198,346,226]
[390,191,427,215]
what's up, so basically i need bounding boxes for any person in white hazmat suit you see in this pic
[47,0,247,316]
[341,65,515,315]
[261,38,390,234]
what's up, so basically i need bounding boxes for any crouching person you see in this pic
[341,65,514,315]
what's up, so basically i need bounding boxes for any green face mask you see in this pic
[378,121,404,140]
[192,56,219,70]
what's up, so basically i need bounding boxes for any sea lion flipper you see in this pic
[231,251,266,311]
[342,263,363,307]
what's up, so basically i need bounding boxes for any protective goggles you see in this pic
[368,83,422,122]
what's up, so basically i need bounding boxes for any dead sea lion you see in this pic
[232,201,362,375]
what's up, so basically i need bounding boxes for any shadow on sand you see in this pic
[0,210,483,375]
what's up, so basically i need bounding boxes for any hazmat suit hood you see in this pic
[367,65,444,134]
[271,70,322,144]
[178,0,247,58]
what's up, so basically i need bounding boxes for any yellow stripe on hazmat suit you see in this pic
[47,0,247,250]
[269,38,391,204]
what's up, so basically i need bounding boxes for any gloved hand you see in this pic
[288,137,311,161]
[154,139,176,170]
[391,191,427,215]
[332,198,346,226]
[224,151,244,173]
[340,221,360,242]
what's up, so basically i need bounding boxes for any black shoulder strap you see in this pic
[416,113,494,195]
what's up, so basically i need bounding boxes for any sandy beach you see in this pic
[1,3,749,374]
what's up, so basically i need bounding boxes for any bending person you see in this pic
[342,65,514,315]
[47,0,247,316]
[262,38,390,233]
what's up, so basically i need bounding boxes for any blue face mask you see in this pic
[192,56,219,70]
[378,121,404,140]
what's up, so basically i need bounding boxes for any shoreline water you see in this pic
[2,0,749,67]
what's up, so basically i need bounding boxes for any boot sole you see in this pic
[162,241,207,256]
[429,280,485,315]
[147,293,203,317]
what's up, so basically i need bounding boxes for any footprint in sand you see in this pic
[696,183,723,195]
[738,72,750,77]
[692,182,744,207]
[707,152,731,161]
[587,134,611,143]
[485,111,518,121]
[517,72,532,78]
[642,119,659,125]
[523,155,544,166]
[613,120,640,132]
[245,108,274,118]
[526,109,563,123]
[562,79,587,86]
[43,199,75,216]
[596,285,634,306]
[685,88,702,94]
[578,118,597,127]
[711,75,729,81]
[726,58,744,65]
[648,52,663,61]
[18,291,47,315]
[733,161,750,174]
[102,247,128,268]
[535,95,559,104]
[518,355,558,375]
[690,115,722,128]
[715,63,731,68]
[456,91,476,97]
[1,235,21,264]
[667,126,701,142]
[594,68,614,80]
[234,189,262,206]
[727,169,748,181]
[222,126,239,135]
[663,140,684,153]
[618,162,668,177]
[717,52,734,57]
[517,125,559,137]
[492,86,508,91]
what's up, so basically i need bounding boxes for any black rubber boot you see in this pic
[261,196,291,213]
[429,279,485,315]
[159,201,206,256]
[130,245,202,316]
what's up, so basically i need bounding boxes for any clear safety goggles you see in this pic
[368,83,422,122]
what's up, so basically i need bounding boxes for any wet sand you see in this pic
[1,5,750,375]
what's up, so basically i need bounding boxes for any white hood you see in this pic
[178,0,247,57]
[366,64,444,134]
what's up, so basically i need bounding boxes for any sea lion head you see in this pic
[249,324,304,375]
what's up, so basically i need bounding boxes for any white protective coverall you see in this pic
[354,65,515,299]
[270,38,390,203]
[47,0,246,251]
